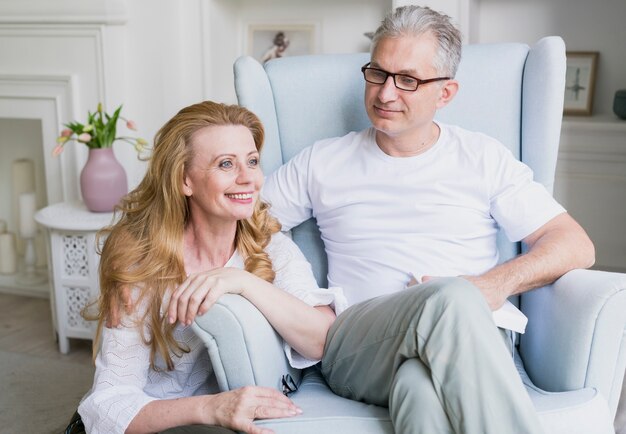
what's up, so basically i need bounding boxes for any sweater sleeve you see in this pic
[266,232,348,369]
[78,323,157,434]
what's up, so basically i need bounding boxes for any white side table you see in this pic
[35,201,115,354]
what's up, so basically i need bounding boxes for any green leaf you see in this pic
[102,105,123,148]
[63,121,85,134]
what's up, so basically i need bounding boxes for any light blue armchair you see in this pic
[193,37,626,433]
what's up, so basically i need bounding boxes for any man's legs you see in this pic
[389,358,454,434]
[321,277,543,434]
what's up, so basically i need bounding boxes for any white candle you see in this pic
[12,159,36,254]
[0,219,6,233]
[0,232,17,275]
[19,192,38,238]
[12,159,36,200]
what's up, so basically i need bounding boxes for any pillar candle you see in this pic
[19,192,37,238]
[0,232,17,275]
[12,159,36,254]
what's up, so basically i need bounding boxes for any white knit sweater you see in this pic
[78,232,346,434]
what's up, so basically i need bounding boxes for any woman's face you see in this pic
[183,124,263,226]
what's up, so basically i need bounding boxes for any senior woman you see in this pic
[70,101,345,434]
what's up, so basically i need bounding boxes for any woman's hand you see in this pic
[204,386,302,434]
[168,267,257,326]
[126,385,302,434]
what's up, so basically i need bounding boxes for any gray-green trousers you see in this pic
[320,277,544,434]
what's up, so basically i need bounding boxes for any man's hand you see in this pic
[421,275,507,311]
[422,213,595,311]
[459,275,508,310]
[206,386,302,434]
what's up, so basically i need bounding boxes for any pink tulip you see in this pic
[78,133,92,143]
[126,120,137,131]
[61,128,73,137]
[52,145,64,157]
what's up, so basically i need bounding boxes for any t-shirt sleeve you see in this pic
[78,310,157,434]
[489,144,566,242]
[261,146,315,231]
[266,232,348,369]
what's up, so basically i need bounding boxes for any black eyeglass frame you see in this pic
[361,63,450,91]
[281,374,298,396]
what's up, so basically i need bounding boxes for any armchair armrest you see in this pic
[520,269,626,417]
[192,294,302,392]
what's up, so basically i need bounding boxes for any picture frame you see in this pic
[564,51,599,116]
[246,24,317,64]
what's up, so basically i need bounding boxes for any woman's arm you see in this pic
[168,233,341,361]
[79,324,157,434]
[169,267,334,360]
[126,386,300,434]
[82,312,301,434]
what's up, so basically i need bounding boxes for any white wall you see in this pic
[476,0,626,116]
[2,0,625,191]
[118,0,390,186]
[471,0,626,272]
[0,0,390,197]
[203,0,389,104]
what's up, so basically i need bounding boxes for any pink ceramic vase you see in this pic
[80,148,128,213]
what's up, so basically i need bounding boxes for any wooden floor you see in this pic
[0,292,92,364]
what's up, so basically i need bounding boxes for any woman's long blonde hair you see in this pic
[91,101,280,370]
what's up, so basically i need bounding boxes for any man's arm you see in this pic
[462,212,595,310]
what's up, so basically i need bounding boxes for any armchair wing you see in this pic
[521,269,626,417]
[192,294,301,392]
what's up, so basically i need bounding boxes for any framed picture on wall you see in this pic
[564,51,599,116]
[246,24,317,64]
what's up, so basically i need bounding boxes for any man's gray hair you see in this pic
[371,5,462,78]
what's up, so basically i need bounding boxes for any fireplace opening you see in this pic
[0,117,49,297]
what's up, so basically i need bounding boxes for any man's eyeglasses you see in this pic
[361,63,450,92]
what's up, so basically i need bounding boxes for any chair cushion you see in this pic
[515,353,615,434]
[535,388,613,434]
[255,361,614,434]
[256,368,393,434]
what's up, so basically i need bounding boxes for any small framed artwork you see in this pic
[247,24,317,64]
[564,51,599,116]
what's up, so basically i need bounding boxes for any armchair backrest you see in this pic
[234,37,566,287]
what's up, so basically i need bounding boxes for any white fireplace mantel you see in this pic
[0,74,81,204]
[0,0,131,298]
[0,8,132,202]
[0,0,128,25]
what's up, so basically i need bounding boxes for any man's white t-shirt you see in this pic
[262,123,566,306]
